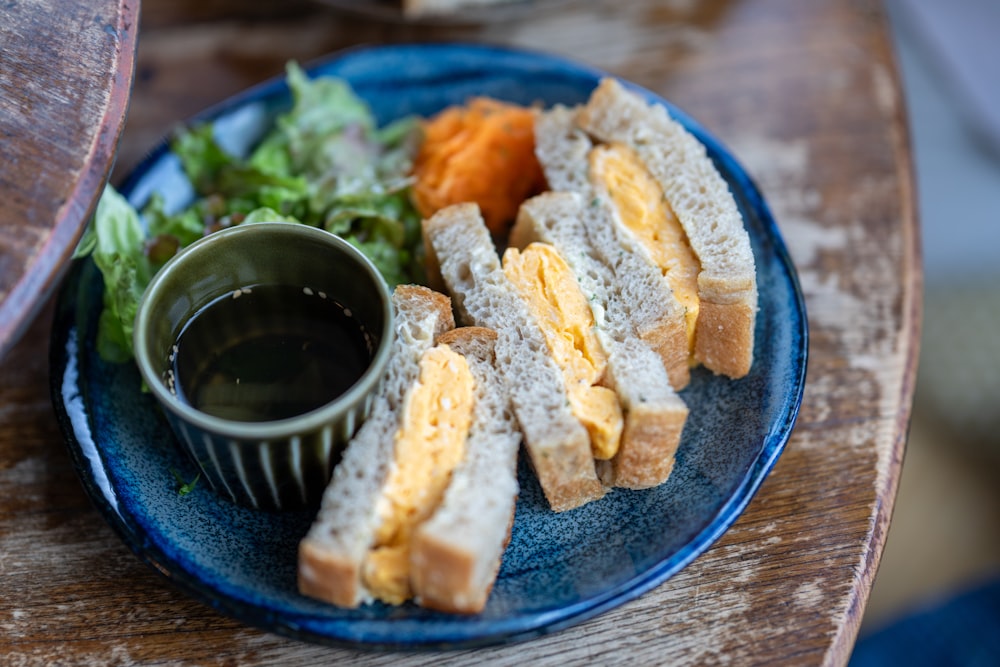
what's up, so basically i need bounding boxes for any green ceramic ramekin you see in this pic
[133,222,394,511]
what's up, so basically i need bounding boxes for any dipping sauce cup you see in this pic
[133,222,394,511]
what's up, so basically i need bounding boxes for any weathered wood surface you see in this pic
[0,0,920,664]
[0,0,138,359]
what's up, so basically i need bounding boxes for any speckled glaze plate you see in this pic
[50,44,807,650]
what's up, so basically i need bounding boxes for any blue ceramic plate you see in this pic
[50,43,807,650]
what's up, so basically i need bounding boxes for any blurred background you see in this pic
[853,0,1000,660]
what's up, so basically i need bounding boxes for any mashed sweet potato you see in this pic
[411,98,547,238]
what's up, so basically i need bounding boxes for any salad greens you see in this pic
[78,62,426,363]
[171,468,201,497]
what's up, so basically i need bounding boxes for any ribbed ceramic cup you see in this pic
[133,222,394,511]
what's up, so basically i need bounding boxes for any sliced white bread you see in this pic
[534,105,691,389]
[511,192,689,488]
[410,326,520,613]
[423,203,606,512]
[298,284,455,608]
[576,77,757,378]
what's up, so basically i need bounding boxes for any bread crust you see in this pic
[392,283,456,342]
[298,540,363,607]
[599,396,688,489]
[435,324,496,349]
[696,300,755,379]
[410,531,483,613]
[635,317,690,391]
[411,508,515,614]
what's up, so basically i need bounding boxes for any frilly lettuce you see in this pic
[78,62,426,362]
[74,186,151,362]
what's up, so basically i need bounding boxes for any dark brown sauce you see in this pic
[167,284,374,422]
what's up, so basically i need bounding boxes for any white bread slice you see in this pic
[576,78,757,378]
[410,326,520,613]
[298,285,455,608]
[423,203,605,512]
[534,105,691,389]
[511,192,689,488]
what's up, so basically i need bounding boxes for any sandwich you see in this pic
[535,78,758,381]
[510,191,689,489]
[423,200,688,508]
[423,203,605,511]
[533,105,692,390]
[298,284,520,613]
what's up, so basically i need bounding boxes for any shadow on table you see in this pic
[851,578,1000,667]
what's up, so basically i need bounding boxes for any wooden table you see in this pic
[0,0,921,664]
[0,0,137,360]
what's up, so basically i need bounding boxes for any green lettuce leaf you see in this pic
[241,207,303,225]
[172,124,234,194]
[89,185,153,362]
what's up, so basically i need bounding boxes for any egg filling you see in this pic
[589,142,701,355]
[503,242,623,460]
[363,344,475,605]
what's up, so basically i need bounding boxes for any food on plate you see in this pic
[510,192,689,489]
[590,143,701,357]
[502,241,623,461]
[573,78,758,379]
[425,193,688,502]
[298,285,520,612]
[411,97,546,238]
[423,203,605,511]
[83,64,754,382]
[78,63,425,363]
[77,60,759,600]
[418,77,757,504]
[533,105,691,388]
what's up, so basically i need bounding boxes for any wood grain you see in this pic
[0,0,138,360]
[0,0,920,664]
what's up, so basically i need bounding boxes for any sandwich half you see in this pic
[535,105,692,389]
[510,191,689,488]
[536,79,758,380]
[297,285,520,613]
[423,203,606,512]
[577,78,758,378]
